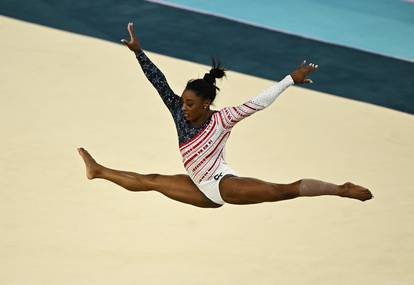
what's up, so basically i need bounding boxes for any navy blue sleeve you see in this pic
[135,50,181,113]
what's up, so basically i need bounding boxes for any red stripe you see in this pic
[184,129,220,171]
[179,125,208,148]
[223,109,233,127]
[184,153,198,168]
[179,113,216,149]
[189,136,211,157]
[206,163,221,181]
[243,103,257,111]
[228,108,241,123]
[218,111,228,128]
[205,132,229,161]
[246,101,263,109]
[192,162,208,180]
[193,138,223,177]
[187,120,216,151]
[191,132,229,178]
[232,107,248,118]
[205,150,223,180]
[183,122,218,169]
[180,120,217,160]
[234,106,252,118]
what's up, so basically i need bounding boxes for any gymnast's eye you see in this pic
[184,101,194,107]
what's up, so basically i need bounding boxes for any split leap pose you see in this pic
[78,23,373,208]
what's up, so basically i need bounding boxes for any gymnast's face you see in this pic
[181,89,210,122]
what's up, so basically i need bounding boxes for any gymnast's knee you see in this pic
[125,174,160,192]
[135,173,160,191]
[271,181,301,200]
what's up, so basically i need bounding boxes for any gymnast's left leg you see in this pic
[219,175,373,205]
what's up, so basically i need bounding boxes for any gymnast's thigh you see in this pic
[219,175,291,204]
[149,173,222,208]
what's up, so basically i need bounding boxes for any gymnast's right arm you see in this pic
[121,22,180,112]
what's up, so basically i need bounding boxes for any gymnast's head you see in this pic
[181,59,225,122]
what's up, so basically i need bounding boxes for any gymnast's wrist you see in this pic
[133,48,143,55]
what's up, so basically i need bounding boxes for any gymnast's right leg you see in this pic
[77,148,221,208]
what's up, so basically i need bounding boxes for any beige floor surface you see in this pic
[1,16,414,285]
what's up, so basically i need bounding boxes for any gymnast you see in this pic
[78,22,373,208]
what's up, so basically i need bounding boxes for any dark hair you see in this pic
[185,58,226,104]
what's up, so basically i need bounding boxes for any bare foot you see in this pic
[77,147,102,179]
[339,182,373,202]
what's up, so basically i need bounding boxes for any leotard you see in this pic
[136,50,294,185]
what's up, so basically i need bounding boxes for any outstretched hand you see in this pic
[290,61,318,84]
[121,22,142,52]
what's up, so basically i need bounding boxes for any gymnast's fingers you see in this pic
[128,22,137,41]
[307,63,319,73]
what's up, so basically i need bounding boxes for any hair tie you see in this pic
[203,73,215,86]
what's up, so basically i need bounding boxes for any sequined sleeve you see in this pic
[135,50,181,113]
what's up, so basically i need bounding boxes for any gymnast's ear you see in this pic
[203,99,212,108]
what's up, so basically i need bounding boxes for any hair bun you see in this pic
[203,58,225,87]
[203,73,215,85]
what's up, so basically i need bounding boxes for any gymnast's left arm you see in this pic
[218,61,318,129]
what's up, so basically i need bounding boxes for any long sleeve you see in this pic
[218,75,294,129]
[135,50,181,113]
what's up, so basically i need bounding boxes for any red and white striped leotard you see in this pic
[179,75,294,184]
[135,50,294,184]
